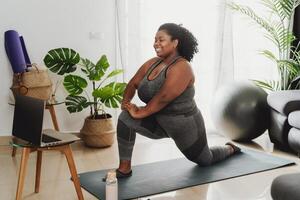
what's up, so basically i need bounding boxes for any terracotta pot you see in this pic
[80,114,115,148]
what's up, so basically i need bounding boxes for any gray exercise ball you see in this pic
[211,81,270,141]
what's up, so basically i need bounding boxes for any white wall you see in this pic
[0,0,117,136]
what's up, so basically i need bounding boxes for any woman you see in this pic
[116,23,240,178]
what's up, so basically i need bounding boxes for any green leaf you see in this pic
[252,79,280,91]
[63,74,88,95]
[81,68,88,74]
[80,58,104,81]
[272,22,295,51]
[114,95,123,103]
[289,75,300,89]
[92,82,126,108]
[65,95,91,113]
[261,0,295,21]
[277,59,300,76]
[107,69,124,78]
[228,2,274,33]
[95,55,110,77]
[290,46,300,64]
[43,48,80,75]
[259,49,277,62]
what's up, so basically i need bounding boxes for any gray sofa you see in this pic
[267,90,300,154]
[268,91,300,200]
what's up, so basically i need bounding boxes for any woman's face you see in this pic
[153,30,178,58]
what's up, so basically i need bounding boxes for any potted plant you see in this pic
[43,48,126,147]
[229,0,300,91]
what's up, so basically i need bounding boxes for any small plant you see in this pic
[43,48,126,118]
[229,0,300,90]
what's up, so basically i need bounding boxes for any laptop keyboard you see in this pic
[42,134,60,143]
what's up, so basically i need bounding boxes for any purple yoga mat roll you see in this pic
[4,30,27,73]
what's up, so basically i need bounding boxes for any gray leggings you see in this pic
[117,109,232,166]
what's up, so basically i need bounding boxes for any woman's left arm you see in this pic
[126,61,194,119]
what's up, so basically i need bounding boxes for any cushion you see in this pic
[288,127,300,153]
[269,110,290,146]
[267,90,300,115]
[288,111,300,129]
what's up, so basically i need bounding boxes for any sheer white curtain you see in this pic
[214,0,234,90]
[115,0,145,106]
[115,0,234,130]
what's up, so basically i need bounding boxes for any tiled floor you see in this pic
[0,132,299,200]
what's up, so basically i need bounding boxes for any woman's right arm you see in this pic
[121,57,159,109]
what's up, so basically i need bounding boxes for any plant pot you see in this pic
[80,114,115,148]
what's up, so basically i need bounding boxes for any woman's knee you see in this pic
[195,159,212,166]
[183,152,212,166]
[118,110,130,122]
[180,142,213,166]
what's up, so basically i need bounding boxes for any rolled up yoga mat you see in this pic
[4,30,27,73]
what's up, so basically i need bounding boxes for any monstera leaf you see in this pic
[92,82,126,108]
[65,95,91,113]
[95,55,110,74]
[63,74,87,95]
[80,58,104,81]
[43,48,80,75]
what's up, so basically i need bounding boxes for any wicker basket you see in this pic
[80,115,116,148]
[10,67,52,100]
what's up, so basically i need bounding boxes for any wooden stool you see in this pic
[12,104,59,157]
[13,141,84,200]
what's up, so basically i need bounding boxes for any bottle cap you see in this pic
[107,170,117,181]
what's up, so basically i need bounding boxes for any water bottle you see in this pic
[105,170,118,200]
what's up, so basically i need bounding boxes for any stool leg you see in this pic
[16,147,31,200]
[35,150,43,193]
[63,145,84,200]
[12,146,17,157]
[48,105,60,131]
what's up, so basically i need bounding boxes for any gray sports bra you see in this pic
[137,57,197,115]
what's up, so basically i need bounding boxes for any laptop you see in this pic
[12,95,80,147]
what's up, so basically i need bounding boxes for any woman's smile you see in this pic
[155,48,162,53]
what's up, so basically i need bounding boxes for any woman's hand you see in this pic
[123,102,145,119]
[121,100,130,110]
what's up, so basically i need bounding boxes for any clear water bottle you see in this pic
[105,170,118,200]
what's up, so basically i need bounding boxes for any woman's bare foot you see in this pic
[118,160,132,174]
[102,160,132,181]
[226,142,241,154]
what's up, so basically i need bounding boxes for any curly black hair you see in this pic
[158,23,198,62]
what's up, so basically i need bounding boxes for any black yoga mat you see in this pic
[79,149,294,200]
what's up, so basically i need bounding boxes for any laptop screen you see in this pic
[12,95,45,145]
